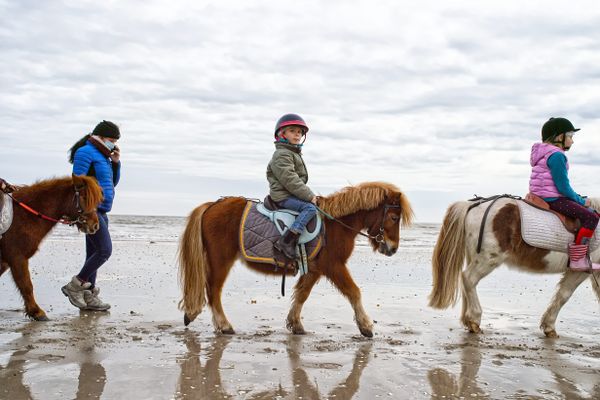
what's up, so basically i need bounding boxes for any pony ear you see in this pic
[71,173,87,190]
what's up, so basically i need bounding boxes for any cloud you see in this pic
[2,0,600,221]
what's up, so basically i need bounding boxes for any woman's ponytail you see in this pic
[68,134,91,164]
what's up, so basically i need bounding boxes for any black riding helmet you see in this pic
[274,114,309,139]
[542,117,579,143]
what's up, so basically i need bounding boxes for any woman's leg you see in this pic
[78,213,112,286]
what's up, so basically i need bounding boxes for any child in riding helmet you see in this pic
[267,113,318,260]
[529,117,599,271]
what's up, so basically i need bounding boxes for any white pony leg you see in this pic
[461,257,498,333]
[540,271,589,338]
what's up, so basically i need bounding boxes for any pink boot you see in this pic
[568,243,592,272]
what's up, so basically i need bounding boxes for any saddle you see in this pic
[239,199,323,274]
[517,193,600,253]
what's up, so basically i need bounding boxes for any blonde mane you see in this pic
[318,181,414,226]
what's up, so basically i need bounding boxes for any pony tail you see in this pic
[178,202,213,324]
[68,134,91,164]
[428,201,470,309]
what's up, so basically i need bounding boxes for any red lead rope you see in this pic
[7,193,72,225]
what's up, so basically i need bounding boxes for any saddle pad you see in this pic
[239,201,322,265]
[0,193,13,236]
[517,200,600,253]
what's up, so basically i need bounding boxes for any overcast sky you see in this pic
[2,0,600,222]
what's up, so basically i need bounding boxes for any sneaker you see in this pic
[83,287,111,311]
[61,276,91,309]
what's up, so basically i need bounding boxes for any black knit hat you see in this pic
[92,120,121,139]
[541,117,579,142]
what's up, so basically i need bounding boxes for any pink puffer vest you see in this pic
[529,142,567,198]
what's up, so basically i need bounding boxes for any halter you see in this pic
[316,202,401,243]
[8,185,92,227]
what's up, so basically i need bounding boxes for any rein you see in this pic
[7,186,88,227]
[315,203,401,243]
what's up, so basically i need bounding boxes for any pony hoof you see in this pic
[220,327,235,335]
[359,328,374,338]
[184,314,191,326]
[545,330,559,339]
[33,315,50,322]
[291,327,306,335]
[467,322,482,334]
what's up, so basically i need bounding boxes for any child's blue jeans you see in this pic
[277,196,317,234]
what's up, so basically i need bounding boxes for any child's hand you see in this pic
[311,196,318,205]
[584,198,591,208]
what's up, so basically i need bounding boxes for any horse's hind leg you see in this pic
[461,256,498,333]
[325,263,373,338]
[540,270,589,338]
[286,271,321,334]
[9,258,48,321]
[206,256,236,334]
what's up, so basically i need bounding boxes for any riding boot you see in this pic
[274,230,300,260]
[568,243,592,272]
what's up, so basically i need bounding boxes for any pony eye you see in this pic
[390,215,399,222]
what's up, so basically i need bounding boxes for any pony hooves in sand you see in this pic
[31,314,50,322]
[466,322,482,334]
[544,330,559,339]
[184,314,192,326]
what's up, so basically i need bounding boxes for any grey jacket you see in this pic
[266,143,315,202]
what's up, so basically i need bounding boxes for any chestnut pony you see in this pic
[178,182,413,337]
[0,175,103,320]
[429,197,600,338]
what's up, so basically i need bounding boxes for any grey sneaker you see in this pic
[83,287,111,311]
[61,275,91,309]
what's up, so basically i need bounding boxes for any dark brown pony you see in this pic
[178,181,414,337]
[0,175,103,320]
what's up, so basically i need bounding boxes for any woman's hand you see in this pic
[311,196,318,205]
[110,146,121,163]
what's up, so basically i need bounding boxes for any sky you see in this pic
[1,0,600,222]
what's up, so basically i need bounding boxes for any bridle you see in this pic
[8,185,93,227]
[316,202,402,243]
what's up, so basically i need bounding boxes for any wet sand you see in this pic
[1,239,599,399]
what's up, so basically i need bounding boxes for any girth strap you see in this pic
[468,194,522,253]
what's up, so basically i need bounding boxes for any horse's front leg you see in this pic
[326,264,373,337]
[286,271,320,334]
[540,270,589,338]
[9,258,49,321]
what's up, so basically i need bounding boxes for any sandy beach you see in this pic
[1,233,599,399]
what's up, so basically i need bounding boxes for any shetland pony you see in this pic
[429,197,600,337]
[0,175,103,320]
[178,182,413,337]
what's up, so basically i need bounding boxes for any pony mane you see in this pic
[15,175,103,212]
[318,181,414,226]
[589,197,600,212]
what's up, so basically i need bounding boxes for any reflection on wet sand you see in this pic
[287,336,373,400]
[175,332,234,399]
[0,311,108,400]
[427,334,489,399]
[428,334,600,399]
[175,333,373,399]
[73,312,107,400]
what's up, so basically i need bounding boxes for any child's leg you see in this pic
[548,198,599,244]
[277,197,317,233]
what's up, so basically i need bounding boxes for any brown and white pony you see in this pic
[0,175,103,320]
[429,197,600,337]
[178,182,413,337]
